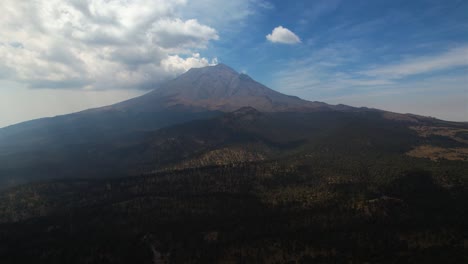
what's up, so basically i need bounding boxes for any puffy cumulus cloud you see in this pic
[266,26,301,44]
[0,0,222,90]
[150,19,219,50]
[162,53,218,74]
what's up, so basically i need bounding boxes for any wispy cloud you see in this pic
[273,44,366,93]
[254,0,274,10]
[275,44,468,94]
[272,43,468,121]
[299,0,341,24]
[362,45,468,79]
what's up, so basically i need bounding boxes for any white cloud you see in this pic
[161,53,218,76]
[150,18,219,50]
[266,26,301,44]
[0,0,259,91]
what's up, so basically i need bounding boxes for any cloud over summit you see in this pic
[0,0,256,90]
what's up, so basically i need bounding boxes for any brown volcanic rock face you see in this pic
[113,64,339,112]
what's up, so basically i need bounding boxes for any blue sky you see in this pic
[0,0,467,127]
[209,0,468,121]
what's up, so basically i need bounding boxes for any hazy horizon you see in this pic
[1,66,466,129]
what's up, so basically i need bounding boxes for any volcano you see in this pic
[96,63,350,113]
[0,64,465,189]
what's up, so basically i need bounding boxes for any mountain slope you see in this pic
[0,64,354,188]
[0,64,466,189]
[122,107,468,173]
[110,63,341,112]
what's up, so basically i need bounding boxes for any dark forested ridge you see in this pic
[1,109,468,263]
[1,156,467,263]
[1,64,467,263]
